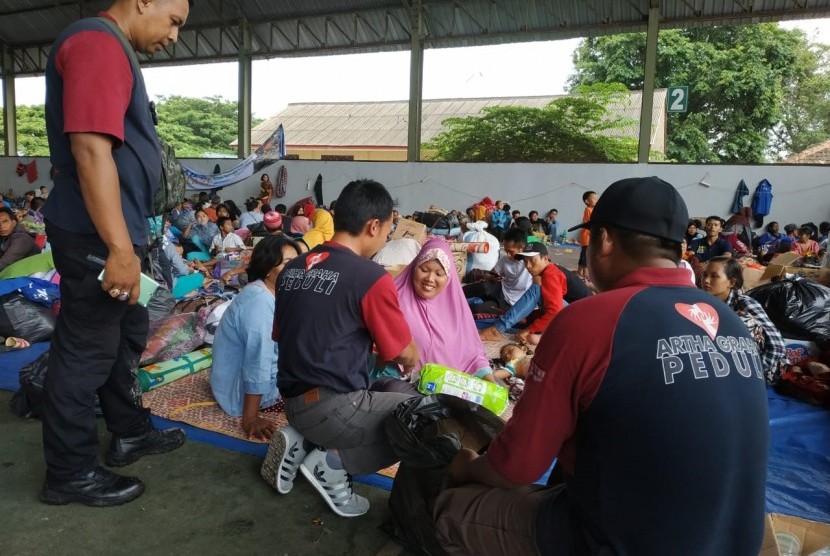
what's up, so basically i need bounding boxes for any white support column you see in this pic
[638,3,660,163]
[406,3,424,162]
[2,49,17,157]
[237,17,252,158]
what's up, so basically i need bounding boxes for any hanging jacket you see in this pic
[751,180,773,217]
[731,179,749,214]
[751,179,773,228]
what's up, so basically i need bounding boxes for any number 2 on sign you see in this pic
[670,89,684,111]
[668,86,689,113]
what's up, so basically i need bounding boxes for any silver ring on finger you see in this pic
[118,292,130,301]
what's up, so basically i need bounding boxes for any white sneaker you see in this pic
[299,448,370,518]
[261,425,307,494]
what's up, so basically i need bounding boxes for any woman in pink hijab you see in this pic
[393,238,493,380]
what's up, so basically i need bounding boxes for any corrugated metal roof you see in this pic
[1,0,829,76]
[243,90,667,152]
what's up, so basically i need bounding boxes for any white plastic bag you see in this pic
[462,221,499,271]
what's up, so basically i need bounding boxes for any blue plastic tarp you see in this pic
[766,389,830,523]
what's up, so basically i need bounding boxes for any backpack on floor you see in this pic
[155,138,186,216]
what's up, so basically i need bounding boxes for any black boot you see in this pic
[105,427,186,467]
[40,467,144,507]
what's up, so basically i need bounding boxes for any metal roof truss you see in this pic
[2,0,830,76]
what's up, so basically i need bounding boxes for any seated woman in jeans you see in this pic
[210,235,301,440]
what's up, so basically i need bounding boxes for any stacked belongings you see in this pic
[748,278,830,406]
[412,207,461,239]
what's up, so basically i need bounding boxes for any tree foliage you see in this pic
[0,105,51,156]
[1,96,258,157]
[771,41,830,158]
[424,83,642,163]
[155,95,261,157]
[569,24,830,163]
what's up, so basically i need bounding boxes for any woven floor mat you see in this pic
[142,369,287,442]
[481,331,517,360]
[142,334,516,476]
[142,369,399,478]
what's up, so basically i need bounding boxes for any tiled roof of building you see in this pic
[784,139,830,164]
[246,90,667,153]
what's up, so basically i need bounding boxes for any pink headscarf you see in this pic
[394,238,490,375]
[290,215,311,234]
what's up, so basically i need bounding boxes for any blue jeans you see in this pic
[431,227,462,238]
[493,284,541,333]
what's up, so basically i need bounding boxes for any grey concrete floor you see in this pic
[0,390,415,556]
[0,245,578,555]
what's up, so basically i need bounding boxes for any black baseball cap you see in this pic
[514,243,549,258]
[567,177,688,242]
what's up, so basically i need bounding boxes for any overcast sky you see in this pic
[8,18,830,119]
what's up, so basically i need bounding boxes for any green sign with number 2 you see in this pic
[667,86,689,113]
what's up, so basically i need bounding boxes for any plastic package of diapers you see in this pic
[417,363,509,416]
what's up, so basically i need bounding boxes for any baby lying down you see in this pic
[495,343,533,381]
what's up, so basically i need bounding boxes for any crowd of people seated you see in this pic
[125,182,824,449]
[5,172,825,554]
[151,188,333,293]
[683,215,828,270]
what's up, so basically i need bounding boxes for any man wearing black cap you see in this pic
[479,229,589,343]
[512,242,567,346]
[435,177,769,556]
[476,242,567,347]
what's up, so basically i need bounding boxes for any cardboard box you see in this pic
[797,268,830,287]
[758,252,830,288]
[768,514,830,555]
[761,253,801,283]
[391,218,427,244]
[760,514,780,556]
[744,267,768,292]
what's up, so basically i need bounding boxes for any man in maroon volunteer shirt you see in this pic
[435,177,769,556]
[267,179,420,518]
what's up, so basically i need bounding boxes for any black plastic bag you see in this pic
[383,395,504,556]
[385,394,505,469]
[9,351,49,418]
[146,287,176,324]
[413,211,452,232]
[747,278,830,342]
[0,292,56,343]
[9,350,105,420]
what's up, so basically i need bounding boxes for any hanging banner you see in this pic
[181,125,285,191]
